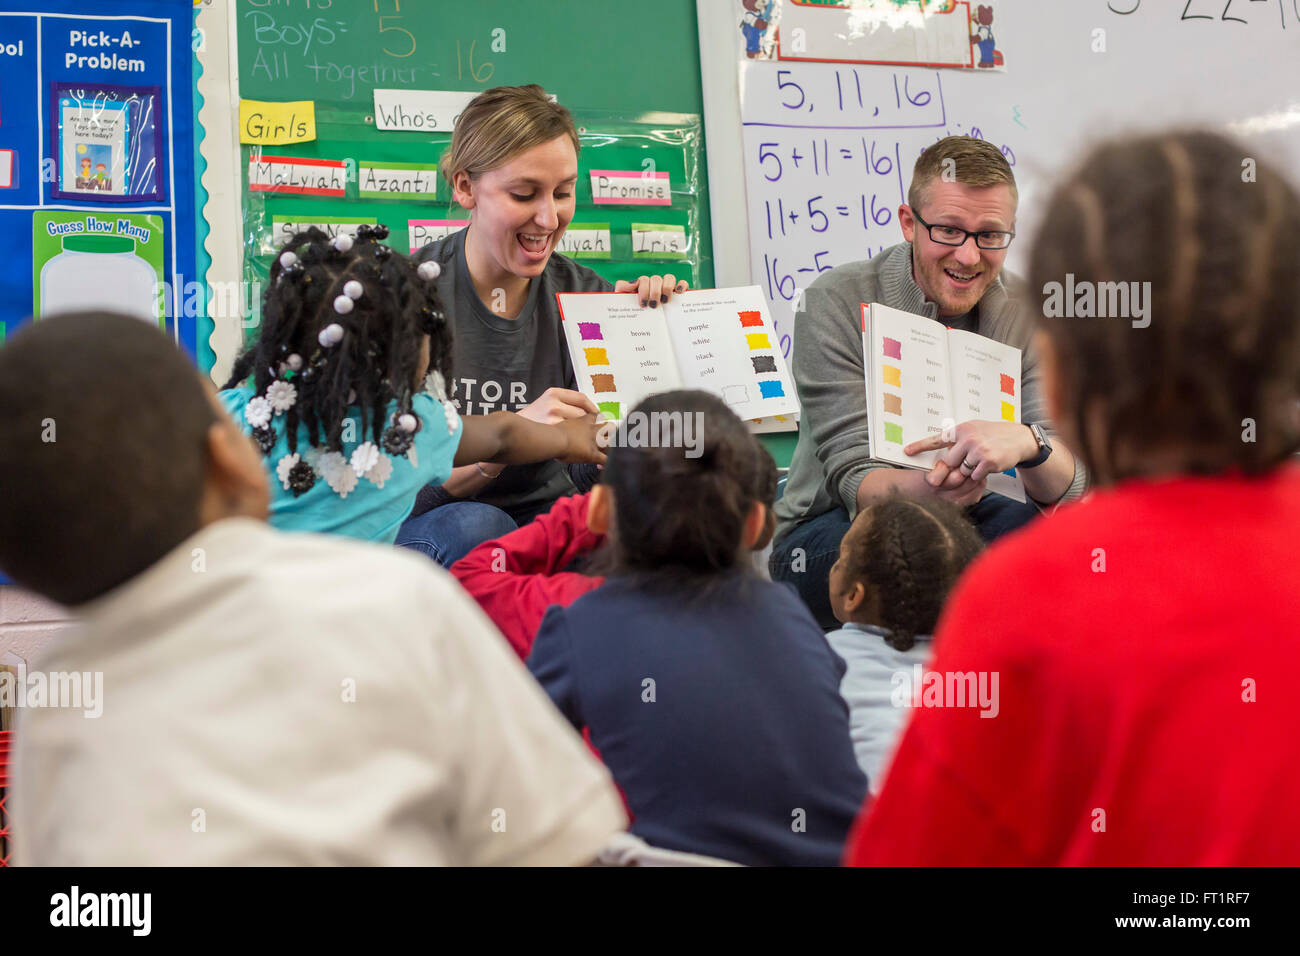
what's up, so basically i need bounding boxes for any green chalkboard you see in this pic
[235,0,713,286]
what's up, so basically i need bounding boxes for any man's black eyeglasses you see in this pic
[912,210,1015,250]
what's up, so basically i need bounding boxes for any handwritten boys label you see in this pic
[631,223,687,259]
[408,219,469,253]
[590,170,671,206]
[358,162,438,200]
[557,223,611,259]
[249,155,346,196]
[239,100,316,145]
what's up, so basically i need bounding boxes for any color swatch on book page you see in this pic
[883,393,902,415]
[1000,373,1015,396]
[758,381,785,398]
[738,310,764,328]
[598,401,621,420]
[751,356,777,373]
[745,333,771,350]
[881,365,902,387]
[579,323,603,341]
[584,347,609,365]
[1000,401,1016,422]
[883,336,902,360]
[592,374,617,393]
[884,422,904,445]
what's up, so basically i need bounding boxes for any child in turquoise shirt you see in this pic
[220,226,605,544]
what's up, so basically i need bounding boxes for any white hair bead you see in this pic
[287,353,303,371]
[332,295,354,315]
[318,322,344,347]
[398,413,417,433]
[343,280,364,300]
[279,251,299,269]
[331,234,354,253]
[417,260,441,281]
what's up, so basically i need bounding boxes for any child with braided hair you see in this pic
[219,225,607,544]
[826,495,984,790]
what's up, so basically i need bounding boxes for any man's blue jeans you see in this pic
[769,493,1040,630]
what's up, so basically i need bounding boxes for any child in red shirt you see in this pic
[847,130,1300,866]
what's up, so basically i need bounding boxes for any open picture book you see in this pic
[557,286,800,424]
[862,301,1027,503]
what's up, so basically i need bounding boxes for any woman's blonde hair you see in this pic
[439,84,580,186]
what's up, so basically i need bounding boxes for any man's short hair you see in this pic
[908,136,1019,211]
[0,313,217,605]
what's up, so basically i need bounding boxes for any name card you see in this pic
[590,169,672,206]
[631,223,687,259]
[249,155,346,196]
[358,162,438,200]
[239,99,316,145]
[373,89,478,132]
[408,219,469,253]
[557,223,611,259]
[271,217,376,246]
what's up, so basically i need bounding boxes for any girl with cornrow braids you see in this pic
[848,131,1300,866]
[219,226,609,544]
[825,495,984,789]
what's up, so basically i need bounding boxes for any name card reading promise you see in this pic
[590,169,672,206]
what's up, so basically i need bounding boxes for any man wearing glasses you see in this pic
[771,136,1087,629]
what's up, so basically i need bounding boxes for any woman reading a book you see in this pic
[398,85,688,567]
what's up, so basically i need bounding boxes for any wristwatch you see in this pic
[1017,423,1053,469]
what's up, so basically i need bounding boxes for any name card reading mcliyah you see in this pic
[249,155,346,196]
[590,169,672,206]
[358,162,438,200]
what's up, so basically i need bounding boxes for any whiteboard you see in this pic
[700,0,1300,364]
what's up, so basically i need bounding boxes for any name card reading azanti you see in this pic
[590,169,672,205]
[249,155,346,196]
[358,162,438,200]
[239,99,316,145]
[373,89,479,131]
[408,219,469,253]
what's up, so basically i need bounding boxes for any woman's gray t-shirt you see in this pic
[413,227,612,519]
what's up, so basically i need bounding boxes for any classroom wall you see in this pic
[0,587,72,671]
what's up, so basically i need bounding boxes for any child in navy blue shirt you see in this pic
[527,391,867,866]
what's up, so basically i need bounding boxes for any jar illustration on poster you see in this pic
[33,212,165,326]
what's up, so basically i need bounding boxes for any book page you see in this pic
[946,329,1027,503]
[863,303,954,470]
[661,286,799,420]
[557,292,681,421]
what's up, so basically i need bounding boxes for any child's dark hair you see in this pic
[0,313,218,605]
[599,390,776,593]
[1029,130,1300,482]
[843,496,984,651]
[222,225,452,461]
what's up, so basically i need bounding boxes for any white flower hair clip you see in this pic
[266,380,297,414]
[245,396,273,429]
